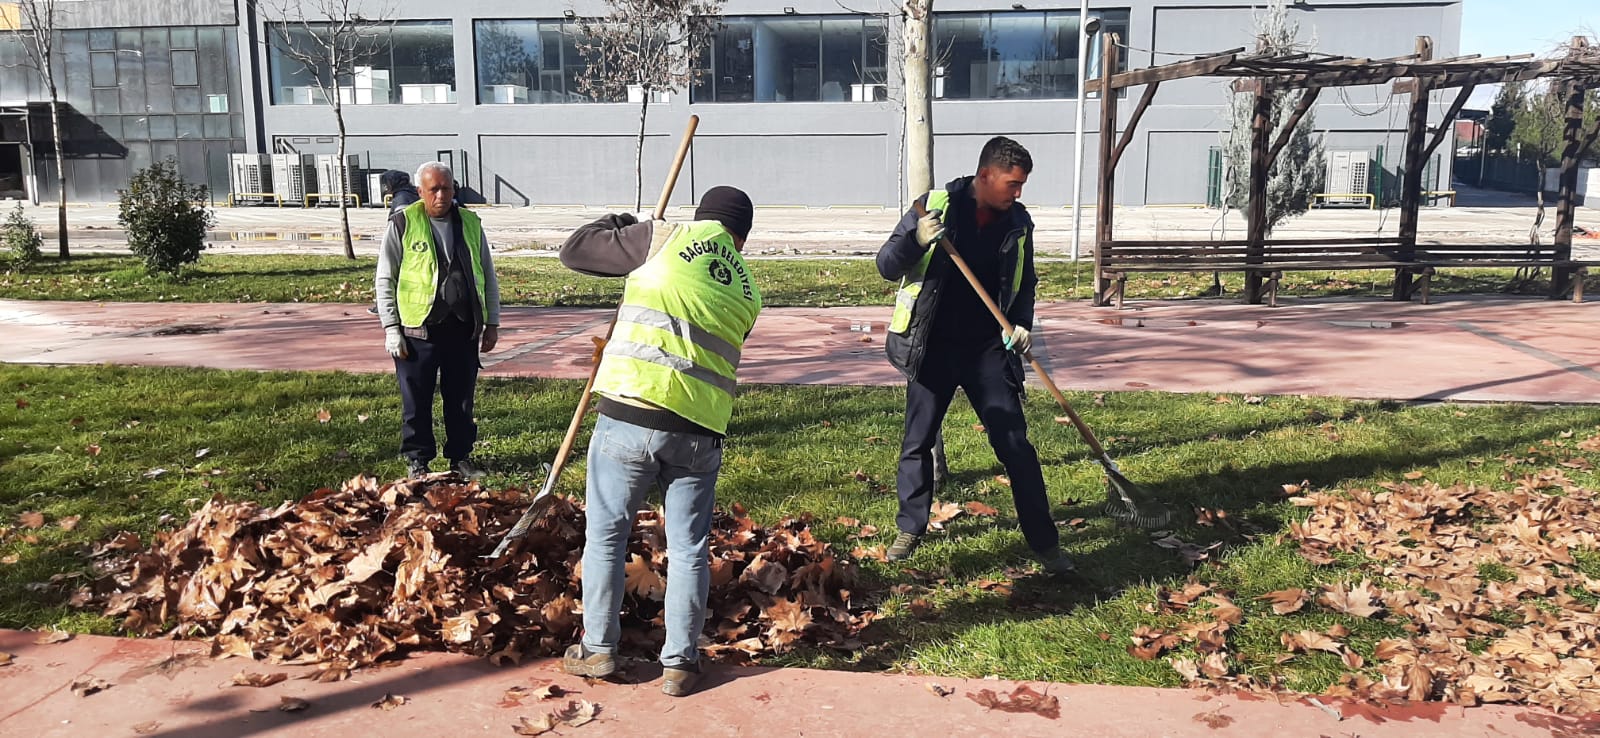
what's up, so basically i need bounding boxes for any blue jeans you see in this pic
[581,413,721,669]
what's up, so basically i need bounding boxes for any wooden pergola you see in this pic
[1084,35,1600,304]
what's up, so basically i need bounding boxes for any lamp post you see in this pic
[1069,5,1100,262]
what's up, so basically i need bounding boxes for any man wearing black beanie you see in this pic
[556,187,762,698]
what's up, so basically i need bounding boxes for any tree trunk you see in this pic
[334,102,354,260]
[902,0,934,204]
[48,92,67,259]
[635,91,649,212]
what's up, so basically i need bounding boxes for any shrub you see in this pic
[118,159,215,276]
[1,202,42,270]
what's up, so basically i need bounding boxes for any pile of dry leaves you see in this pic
[1134,440,1600,715]
[75,474,876,674]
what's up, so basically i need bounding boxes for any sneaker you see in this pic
[1034,547,1086,580]
[561,644,616,678]
[886,531,923,561]
[366,305,379,315]
[406,459,430,479]
[449,457,486,480]
[661,663,700,697]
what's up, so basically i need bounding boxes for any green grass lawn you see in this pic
[2,253,1590,306]
[4,363,1597,691]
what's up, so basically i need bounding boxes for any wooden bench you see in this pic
[1095,237,1413,308]
[1094,238,1593,307]
[1408,244,1592,304]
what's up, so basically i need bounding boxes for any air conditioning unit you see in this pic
[851,83,887,102]
[627,84,670,104]
[270,153,317,202]
[1323,149,1370,206]
[401,84,455,104]
[482,84,529,104]
[313,153,363,202]
[229,153,271,199]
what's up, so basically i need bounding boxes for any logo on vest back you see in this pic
[707,259,733,286]
[679,238,754,301]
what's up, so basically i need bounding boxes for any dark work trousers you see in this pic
[896,337,1059,554]
[395,319,479,464]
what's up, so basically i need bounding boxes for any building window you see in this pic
[693,15,888,103]
[90,51,116,88]
[933,9,1129,100]
[268,20,456,105]
[172,50,199,87]
[474,19,615,104]
[206,94,229,113]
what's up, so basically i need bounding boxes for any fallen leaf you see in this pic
[553,699,598,727]
[514,714,557,736]
[279,696,310,712]
[17,511,43,529]
[315,408,332,423]
[231,671,289,688]
[371,693,407,710]
[835,517,859,527]
[132,721,161,735]
[58,515,81,532]
[195,448,210,459]
[0,554,16,565]
[925,682,954,697]
[86,444,101,457]
[993,475,1011,487]
[1193,708,1235,728]
[357,414,370,423]
[142,467,168,479]
[34,629,72,645]
[963,501,999,517]
[15,398,27,409]
[1318,580,1383,618]
[1257,588,1309,615]
[1403,470,1426,480]
[70,676,110,697]
[0,652,12,666]
[966,685,1059,719]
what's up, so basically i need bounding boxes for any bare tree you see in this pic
[257,0,394,259]
[901,0,934,204]
[574,0,722,211]
[4,0,70,259]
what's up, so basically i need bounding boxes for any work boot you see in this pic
[406,459,430,479]
[886,532,923,561]
[449,457,486,480]
[661,663,701,697]
[561,644,616,678]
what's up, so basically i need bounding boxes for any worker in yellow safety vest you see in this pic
[555,186,762,698]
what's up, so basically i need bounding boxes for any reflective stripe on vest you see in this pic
[887,190,1027,335]
[395,202,488,328]
[593,220,763,435]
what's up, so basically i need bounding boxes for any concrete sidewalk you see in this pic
[1,630,1589,738]
[24,196,1600,258]
[4,295,1599,404]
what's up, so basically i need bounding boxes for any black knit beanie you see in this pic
[694,186,754,241]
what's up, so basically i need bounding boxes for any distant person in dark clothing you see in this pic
[380,170,421,213]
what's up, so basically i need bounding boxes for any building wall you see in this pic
[6,0,1466,206]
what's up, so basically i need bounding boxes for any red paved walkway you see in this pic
[2,630,1588,738]
[5,296,1599,403]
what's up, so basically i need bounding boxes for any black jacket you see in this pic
[877,176,1037,384]
[380,170,421,213]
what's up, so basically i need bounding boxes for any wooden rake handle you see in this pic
[541,115,701,499]
[911,200,1111,460]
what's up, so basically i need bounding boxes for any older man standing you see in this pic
[374,162,501,480]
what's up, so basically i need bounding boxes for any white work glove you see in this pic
[916,208,946,247]
[385,326,409,359]
[1003,325,1032,355]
